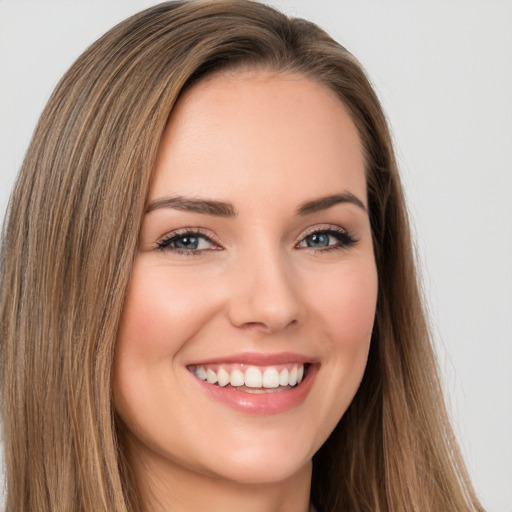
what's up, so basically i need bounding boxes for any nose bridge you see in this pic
[227,237,301,332]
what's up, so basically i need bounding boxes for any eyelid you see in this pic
[295,224,358,251]
[156,228,223,252]
[154,224,356,254]
[296,224,348,242]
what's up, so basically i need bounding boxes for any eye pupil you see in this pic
[307,233,329,248]
[175,236,199,250]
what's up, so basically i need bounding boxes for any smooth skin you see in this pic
[113,69,378,512]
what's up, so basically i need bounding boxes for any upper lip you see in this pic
[187,352,318,366]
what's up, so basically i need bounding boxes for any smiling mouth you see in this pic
[187,363,309,393]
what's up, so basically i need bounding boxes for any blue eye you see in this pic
[157,231,217,253]
[303,232,331,248]
[297,228,356,251]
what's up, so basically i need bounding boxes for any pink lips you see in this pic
[187,352,319,415]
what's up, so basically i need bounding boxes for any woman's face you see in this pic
[113,70,378,487]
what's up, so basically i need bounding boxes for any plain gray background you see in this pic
[0,1,511,510]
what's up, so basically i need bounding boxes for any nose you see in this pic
[226,248,303,333]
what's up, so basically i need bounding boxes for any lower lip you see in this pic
[190,365,319,415]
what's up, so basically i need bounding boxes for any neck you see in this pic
[126,439,312,512]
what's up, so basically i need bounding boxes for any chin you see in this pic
[189,428,317,485]
[204,450,312,486]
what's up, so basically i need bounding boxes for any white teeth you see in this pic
[230,368,244,387]
[196,366,207,381]
[288,366,298,386]
[192,363,306,389]
[206,369,218,384]
[262,368,280,388]
[217,368,230,387]
[245,366,263,388]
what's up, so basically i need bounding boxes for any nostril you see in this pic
[237,318,299,332]
[237,321,275,332]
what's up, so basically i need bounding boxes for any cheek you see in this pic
[290,257,377,447]
[306,257,377,401]
[115,262,218,363]
[112,261,223,427]
[309,259,378,345]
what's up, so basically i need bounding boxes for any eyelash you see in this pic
[156,226,358,255]
[297,226,358,252]
[156,229,220,256]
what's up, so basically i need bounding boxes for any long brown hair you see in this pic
[0,1,484,511]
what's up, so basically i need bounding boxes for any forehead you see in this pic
[151,69,366,205]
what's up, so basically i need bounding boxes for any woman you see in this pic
[0,1,485,511]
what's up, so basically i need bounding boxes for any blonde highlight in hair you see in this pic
[1,1,484,511]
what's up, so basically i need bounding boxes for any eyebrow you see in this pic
[146,191,366,217]
[296,192,367,215]
[146,196,237,217]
